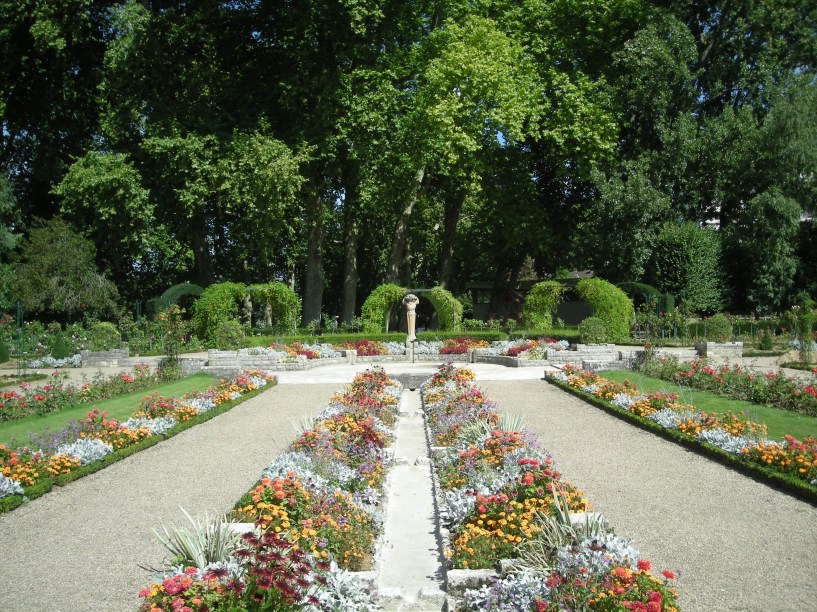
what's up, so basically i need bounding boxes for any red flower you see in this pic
[662,570,676,579]
[637,559,651,571]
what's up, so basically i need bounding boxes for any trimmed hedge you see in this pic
[245,332,408,347]
[1,380,275,514]
[507,328,581,342]
[547,377,817,506]
[576,278,633,342]
[416,330,508,342]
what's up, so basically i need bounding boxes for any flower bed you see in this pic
[138,366,401,611]
[548,365,817,500]
[422,364,680,610]
[0,370,276,513]
[639,356,817,416]
[0,364,169,423]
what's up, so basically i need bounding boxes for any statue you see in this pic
[403,293,419,343]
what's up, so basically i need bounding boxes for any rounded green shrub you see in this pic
[521,281,565,330]
[576,278,634,342]
[0,335,9,362]
[578,317,608,344]
[704,313,732,342]
[50,333,71,359]
[88,322,121,351]
[192,282,246,343]
[426,286,463,331]
[214,320,245,350]
[361,284,407,333]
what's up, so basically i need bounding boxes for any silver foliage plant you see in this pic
[56,438,113,465]
[153,507,243,570]
[27,354,82,368]
[461,571,550,611]
[305,561,379,612]
[0,474,24,498]
[381,341,406,355]
[123,415,177,436]
[414,340,443,355]
[696,428,759,454]
[555,534,642,578]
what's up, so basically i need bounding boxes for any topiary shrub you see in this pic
[214,320,245,350]
[191,282,246,343]
[360,284,407,333]
[426,286,463,331]
[249,282,301,334]
[521,281,565,330]
[576,278,634,342]
[88,322,121,351]
[50,333,70,359]
[0,335,9,362]
[578,317,607,344]
[704,313,732,342]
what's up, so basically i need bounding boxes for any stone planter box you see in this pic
[80,348,129,367]
[694,341,743,359]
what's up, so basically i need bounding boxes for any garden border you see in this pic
[545,377,817,506]
[0,381,275,514]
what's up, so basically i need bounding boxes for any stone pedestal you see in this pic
[403,293,419,344]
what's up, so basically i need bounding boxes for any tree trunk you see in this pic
[439,190,466,290]
[302,191,324,325]
[191,211,213,286]
[386,167,425,283]
[341,199,359,324]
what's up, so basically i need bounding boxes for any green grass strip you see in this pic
[1,381,275,514]
[0,374,215,447]
[0,373,49,388]
[600,370,817,440]
[546,377,817,506]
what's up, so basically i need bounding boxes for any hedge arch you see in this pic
[147,283,204,315]
[191,282,246,342]
[361,284,407,333]
[249,282,300,333]
[576,278,634,342]
[521,281,565,330]
[426,286,463,331]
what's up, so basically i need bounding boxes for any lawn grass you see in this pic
[600,370,817,440]
[0,373,215,447]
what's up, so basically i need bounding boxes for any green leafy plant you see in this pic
[426,285,463,331]
[704,313,732,342]
[521,281,565,330]
[249,282,301,334]
[88,322,121,351]
[576,278,633,342]
[50,333,71,359]
[191,282,246,343]
[214,320,245,350]
[360,283,407,333]
[578,317,607,344]
[0,335,9,363]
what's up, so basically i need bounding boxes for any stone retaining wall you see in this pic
[695,341,744,359]
[80,348,130,367]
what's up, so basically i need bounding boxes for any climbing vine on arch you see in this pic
[249,282,301,333]
[191,282,246,343]
[425,286,463,331]
[361,284,407,333]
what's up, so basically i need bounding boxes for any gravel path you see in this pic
[0,383,335,612]
[481,379,817,612]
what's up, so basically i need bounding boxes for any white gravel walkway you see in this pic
[482,379,817,612]
[0,383,335,612]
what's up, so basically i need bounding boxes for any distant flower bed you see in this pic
[422,364,680,610]
[439,337,489,355]
[0,364,163,423]
[550,364,817,489]
[0,370,275,506]
[138,367,400,611]
[639,356,817,416]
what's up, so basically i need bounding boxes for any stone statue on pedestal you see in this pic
[403,293,419,344]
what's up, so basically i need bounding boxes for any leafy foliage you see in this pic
[360,284,406,334]
[426,286,463,331]
[576,278,633,342]
[88,322,121,351]
[521,281,565,330]
[647,222,725,314]
[191,282,246,343]
[704,314,732,343]
[13,218,120,320]
[578,317,607,344]
[213,320,245,351]
[249,282,300,334]
[50,333,70,360]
